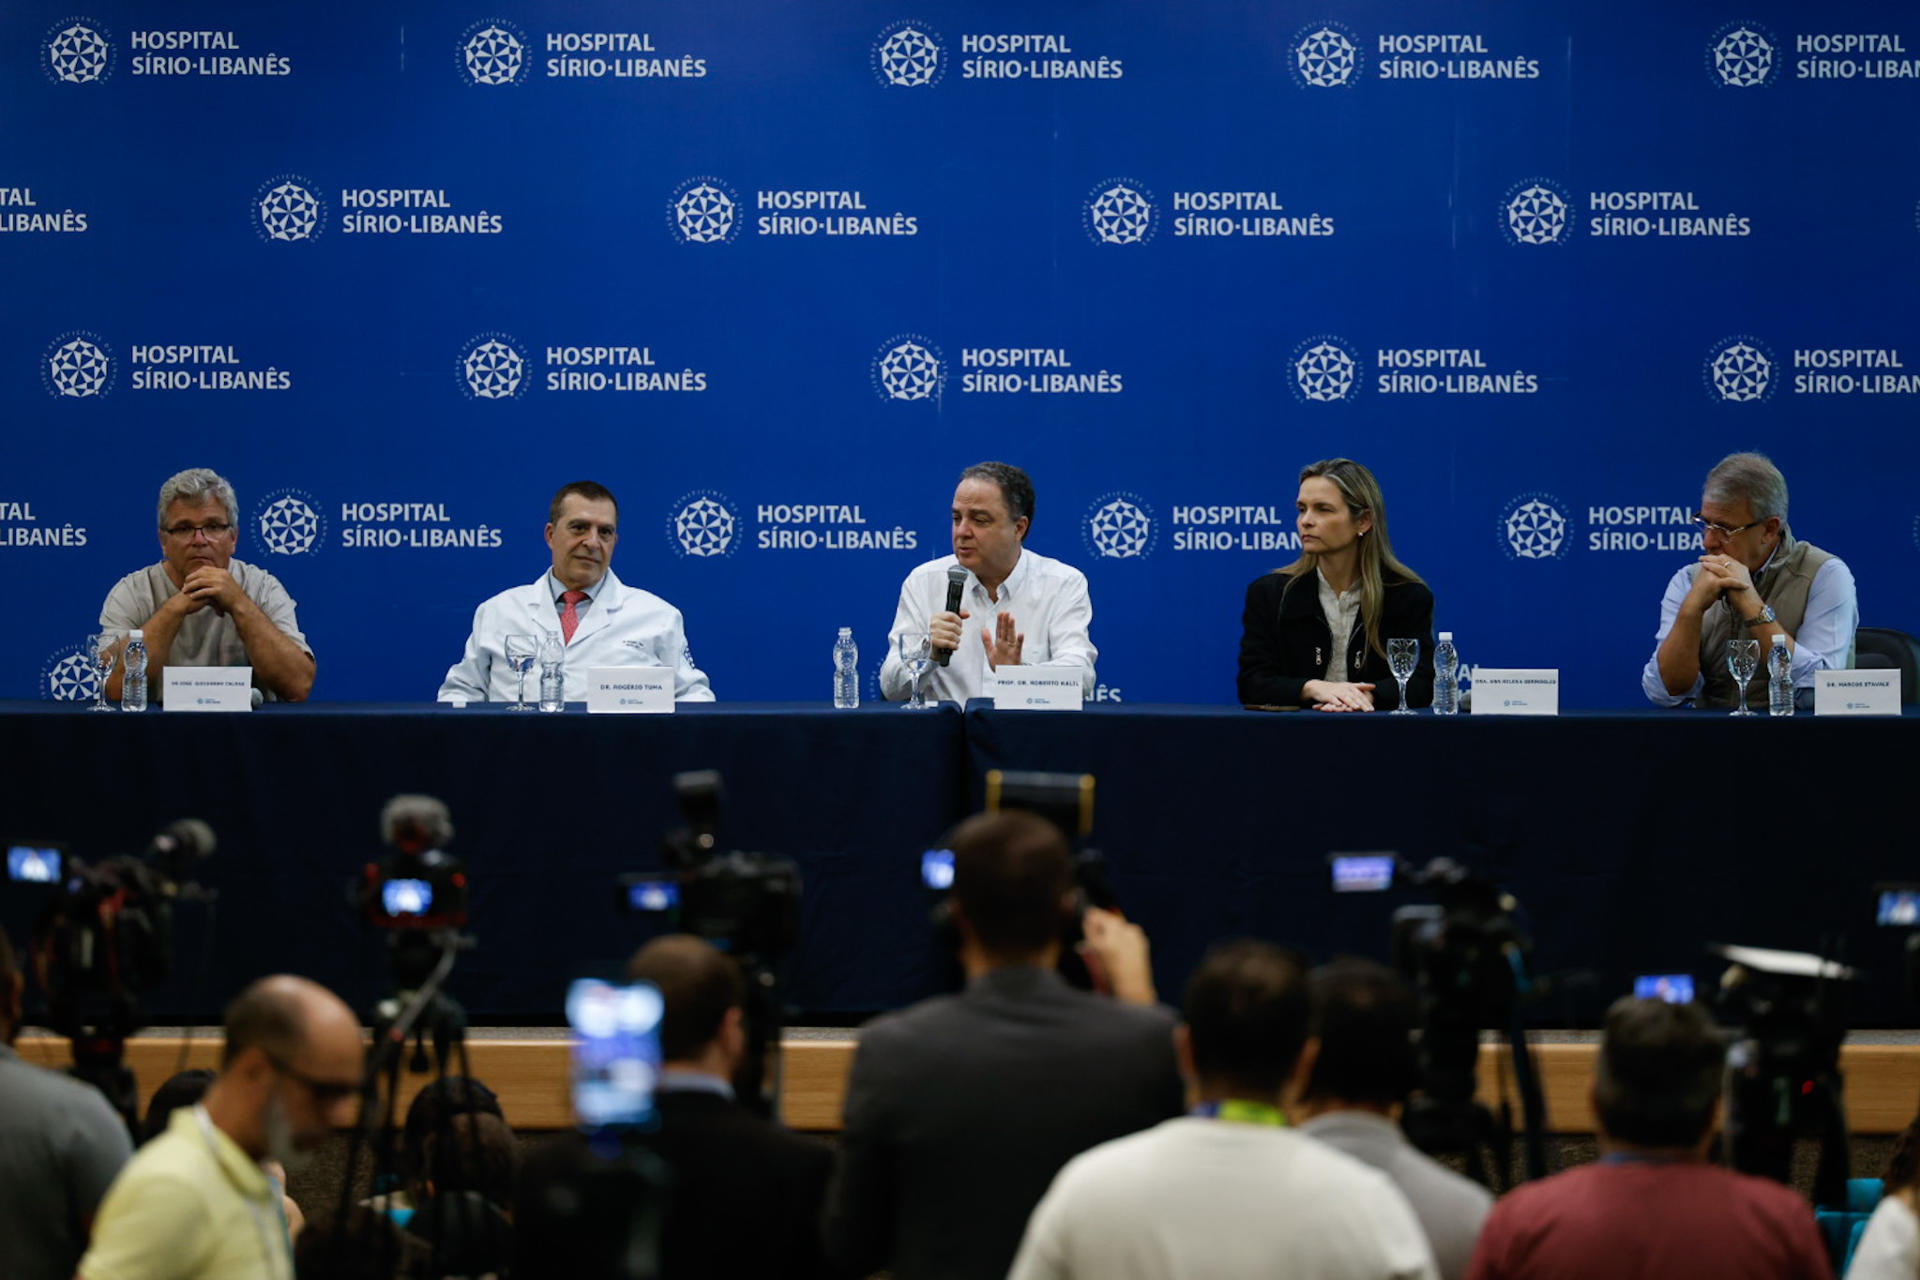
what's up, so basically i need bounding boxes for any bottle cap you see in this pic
[838,626,853,636]
[128,629,143,641]
[1438,631,1453,642]
[1771,633,1787,646]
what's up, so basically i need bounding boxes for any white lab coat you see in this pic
[438,570,714,703]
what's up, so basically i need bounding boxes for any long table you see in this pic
[3,702,1914,1025]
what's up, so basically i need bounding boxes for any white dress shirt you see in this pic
[1640,546,1858,706]
[1008,1117,1438,1280]
[438,568,714,703]
[1318,567,1363,684]
[878,549,1097,704]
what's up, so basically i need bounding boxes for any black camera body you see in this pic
[622,771,801,965]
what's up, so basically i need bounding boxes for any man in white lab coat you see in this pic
[439,481,714,703]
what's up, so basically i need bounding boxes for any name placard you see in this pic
[587,667,674,714]
[990,670,1084,711]
[1815,670,1902,716]
[1471,668,1560,716]
[163,666,253,712]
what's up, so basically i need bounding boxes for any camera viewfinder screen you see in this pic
[566,979,663,1130]
[381,878,433,916]
[921,849,955,891]
[1331,855,1395,893]
[628,881,679,912]
[1634,974,1695,1004]
[1879,890,1920,926]
[6,846,61,883]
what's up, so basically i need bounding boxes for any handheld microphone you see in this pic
[933,566,967,667]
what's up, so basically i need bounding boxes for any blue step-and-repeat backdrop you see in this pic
[6,1,1918,707]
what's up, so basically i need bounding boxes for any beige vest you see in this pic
[1697,533,1845,708]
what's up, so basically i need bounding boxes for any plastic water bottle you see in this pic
[1433,632,1459,716]
[1768,634,1793,717]
[121,629,148,712]
[538,630,565,712]
[833,628,859,708]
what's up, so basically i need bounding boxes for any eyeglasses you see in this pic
[262,1050,360,1105]
[1690,513,1764,538]
[163,522,234,540]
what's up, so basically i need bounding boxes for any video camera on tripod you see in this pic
[10,819,217,1129]
[1330,853,1550,1188]
[616,770,801,1118]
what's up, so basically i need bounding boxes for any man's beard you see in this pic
[263,1089,313,1174]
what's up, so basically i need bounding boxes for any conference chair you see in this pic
[1853,627,1920,706]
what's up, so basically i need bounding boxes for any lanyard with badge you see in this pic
[1191,1100,1288,1126]
[194,1106,291,1280]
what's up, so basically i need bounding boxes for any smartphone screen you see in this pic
[1878,889,1920,926]
[566,979,664,1131]
[6,845,62,884]
[921,848,955,891]
[1330,854,1396,893]
[1634,974,1695,1004]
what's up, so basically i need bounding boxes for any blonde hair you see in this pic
[1278,458,1425,662]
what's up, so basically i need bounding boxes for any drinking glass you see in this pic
[1727,638,1759,716]
[505,634,538,711]
[1387,638,1419,715]
[898,632,935,710]
[86,632,116,712]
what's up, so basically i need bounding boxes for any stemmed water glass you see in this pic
[86,632,117,712]
[1387,638,1419,715]
[505,634,538,711]
[1727,638,1759,716]
[898,632,935,710]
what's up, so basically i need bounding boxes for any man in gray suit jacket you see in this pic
[823,810,1183,1280]
[1296,958,1493,1280]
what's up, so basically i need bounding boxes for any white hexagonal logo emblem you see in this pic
[872,334,945,402]
[1501,493,1570,561]
[668,491,740,559]
[873,21,945,87]
[1083,493,1157,560]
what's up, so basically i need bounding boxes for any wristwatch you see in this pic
[1744,603,1777,628]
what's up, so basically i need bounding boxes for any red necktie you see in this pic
[560,590,588,644]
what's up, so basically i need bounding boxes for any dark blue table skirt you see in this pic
[967,704,1920,1027]
[3,701,1914,1025]
[0,702,965,1021]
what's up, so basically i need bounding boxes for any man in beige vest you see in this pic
[1643,452,1857,710]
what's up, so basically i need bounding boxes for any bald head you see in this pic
[224,974,360,1067]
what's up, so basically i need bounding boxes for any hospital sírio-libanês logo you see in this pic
[42,331,114,399]
[1083,178,1159,246]
[42,17,113,84]
[1707,21,1779,88]
[1703,335,1776,404]
[1500,492,1570,561]
[873,21,945,87]
[1290,20,1364,89]
[1501,178,1573,247]
[668,491,740,559]
[40,641,101,701]
[872,334,945,402]
[1083,492,1157,560]
[252,488,326,558]
[459,19,529,86]
[668,177,740,245]
[460,333,528,401]
[1290,335,1363,404]
[254,175,326,243]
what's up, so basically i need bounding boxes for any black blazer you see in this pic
[823,966,1183,1280]
[1237,569,1436,709]
[637,1088,843,1280]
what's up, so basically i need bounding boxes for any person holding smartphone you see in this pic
[1236,458,1435,712]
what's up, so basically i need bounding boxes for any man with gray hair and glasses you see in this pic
[1643,451,1855,710]
[99,467,316,702]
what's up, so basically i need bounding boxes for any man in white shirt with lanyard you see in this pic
[880,461,1097,704]
[1009,941,1438,1280]
[79,976,362,1280]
